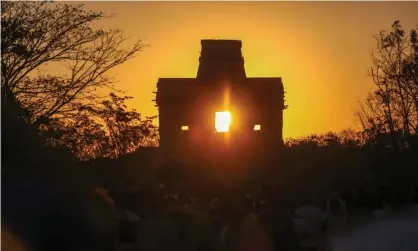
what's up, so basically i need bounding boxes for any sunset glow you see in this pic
[215,111,231,133]
[78,2,418,138]
[4,2,418,245]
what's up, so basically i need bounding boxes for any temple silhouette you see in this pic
[155,40,285,157]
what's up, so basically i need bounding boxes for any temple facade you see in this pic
[155,40,285,157]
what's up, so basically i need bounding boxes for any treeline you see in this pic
[285,130,364,148]
[1,1,158,165]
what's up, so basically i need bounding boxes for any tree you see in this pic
[403,28,418,133]
[1,84,79,174]
[356,21,418,148]
[1,1,145,126]
[284,130,363,148]
[43,93,159,160]
[1,1,158,160]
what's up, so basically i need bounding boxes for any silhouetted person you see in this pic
[219,192,251,251]
[135,208,218,251]
[411,187,418,212]
[293,199,327,251]
[273,213,300,251]
[369,186,389,220]
[325,190,348,233]
[118,209,141,242]
[340,186,356,212]
[2,172,118,251]
[235,213,274,251]
[355,186,369,212]
[413,187,418,205]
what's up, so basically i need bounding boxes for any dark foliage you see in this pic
[1,1,157,160]
[41,92,159,160]
[356,21,418,149]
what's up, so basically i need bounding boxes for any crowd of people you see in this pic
[105,182,418,251]
[3,161,418,251]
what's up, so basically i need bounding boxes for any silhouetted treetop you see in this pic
[1,1,158,162]
[356,20,418,149]
[284,130,364,149]
[42,93,159,160]
[1,1,146,126]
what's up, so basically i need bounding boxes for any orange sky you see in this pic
[79,1,418,138]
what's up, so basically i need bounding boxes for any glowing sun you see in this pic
[215,111,231,133]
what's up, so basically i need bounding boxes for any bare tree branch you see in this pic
[356,21,418,148]
[1,1,147,124]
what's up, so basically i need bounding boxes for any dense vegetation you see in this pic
[2,0,417,200]
[1,3,417,250]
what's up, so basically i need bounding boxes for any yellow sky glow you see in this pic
[77,1,418,138]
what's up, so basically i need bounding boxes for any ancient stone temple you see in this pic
[155,40,285,157]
